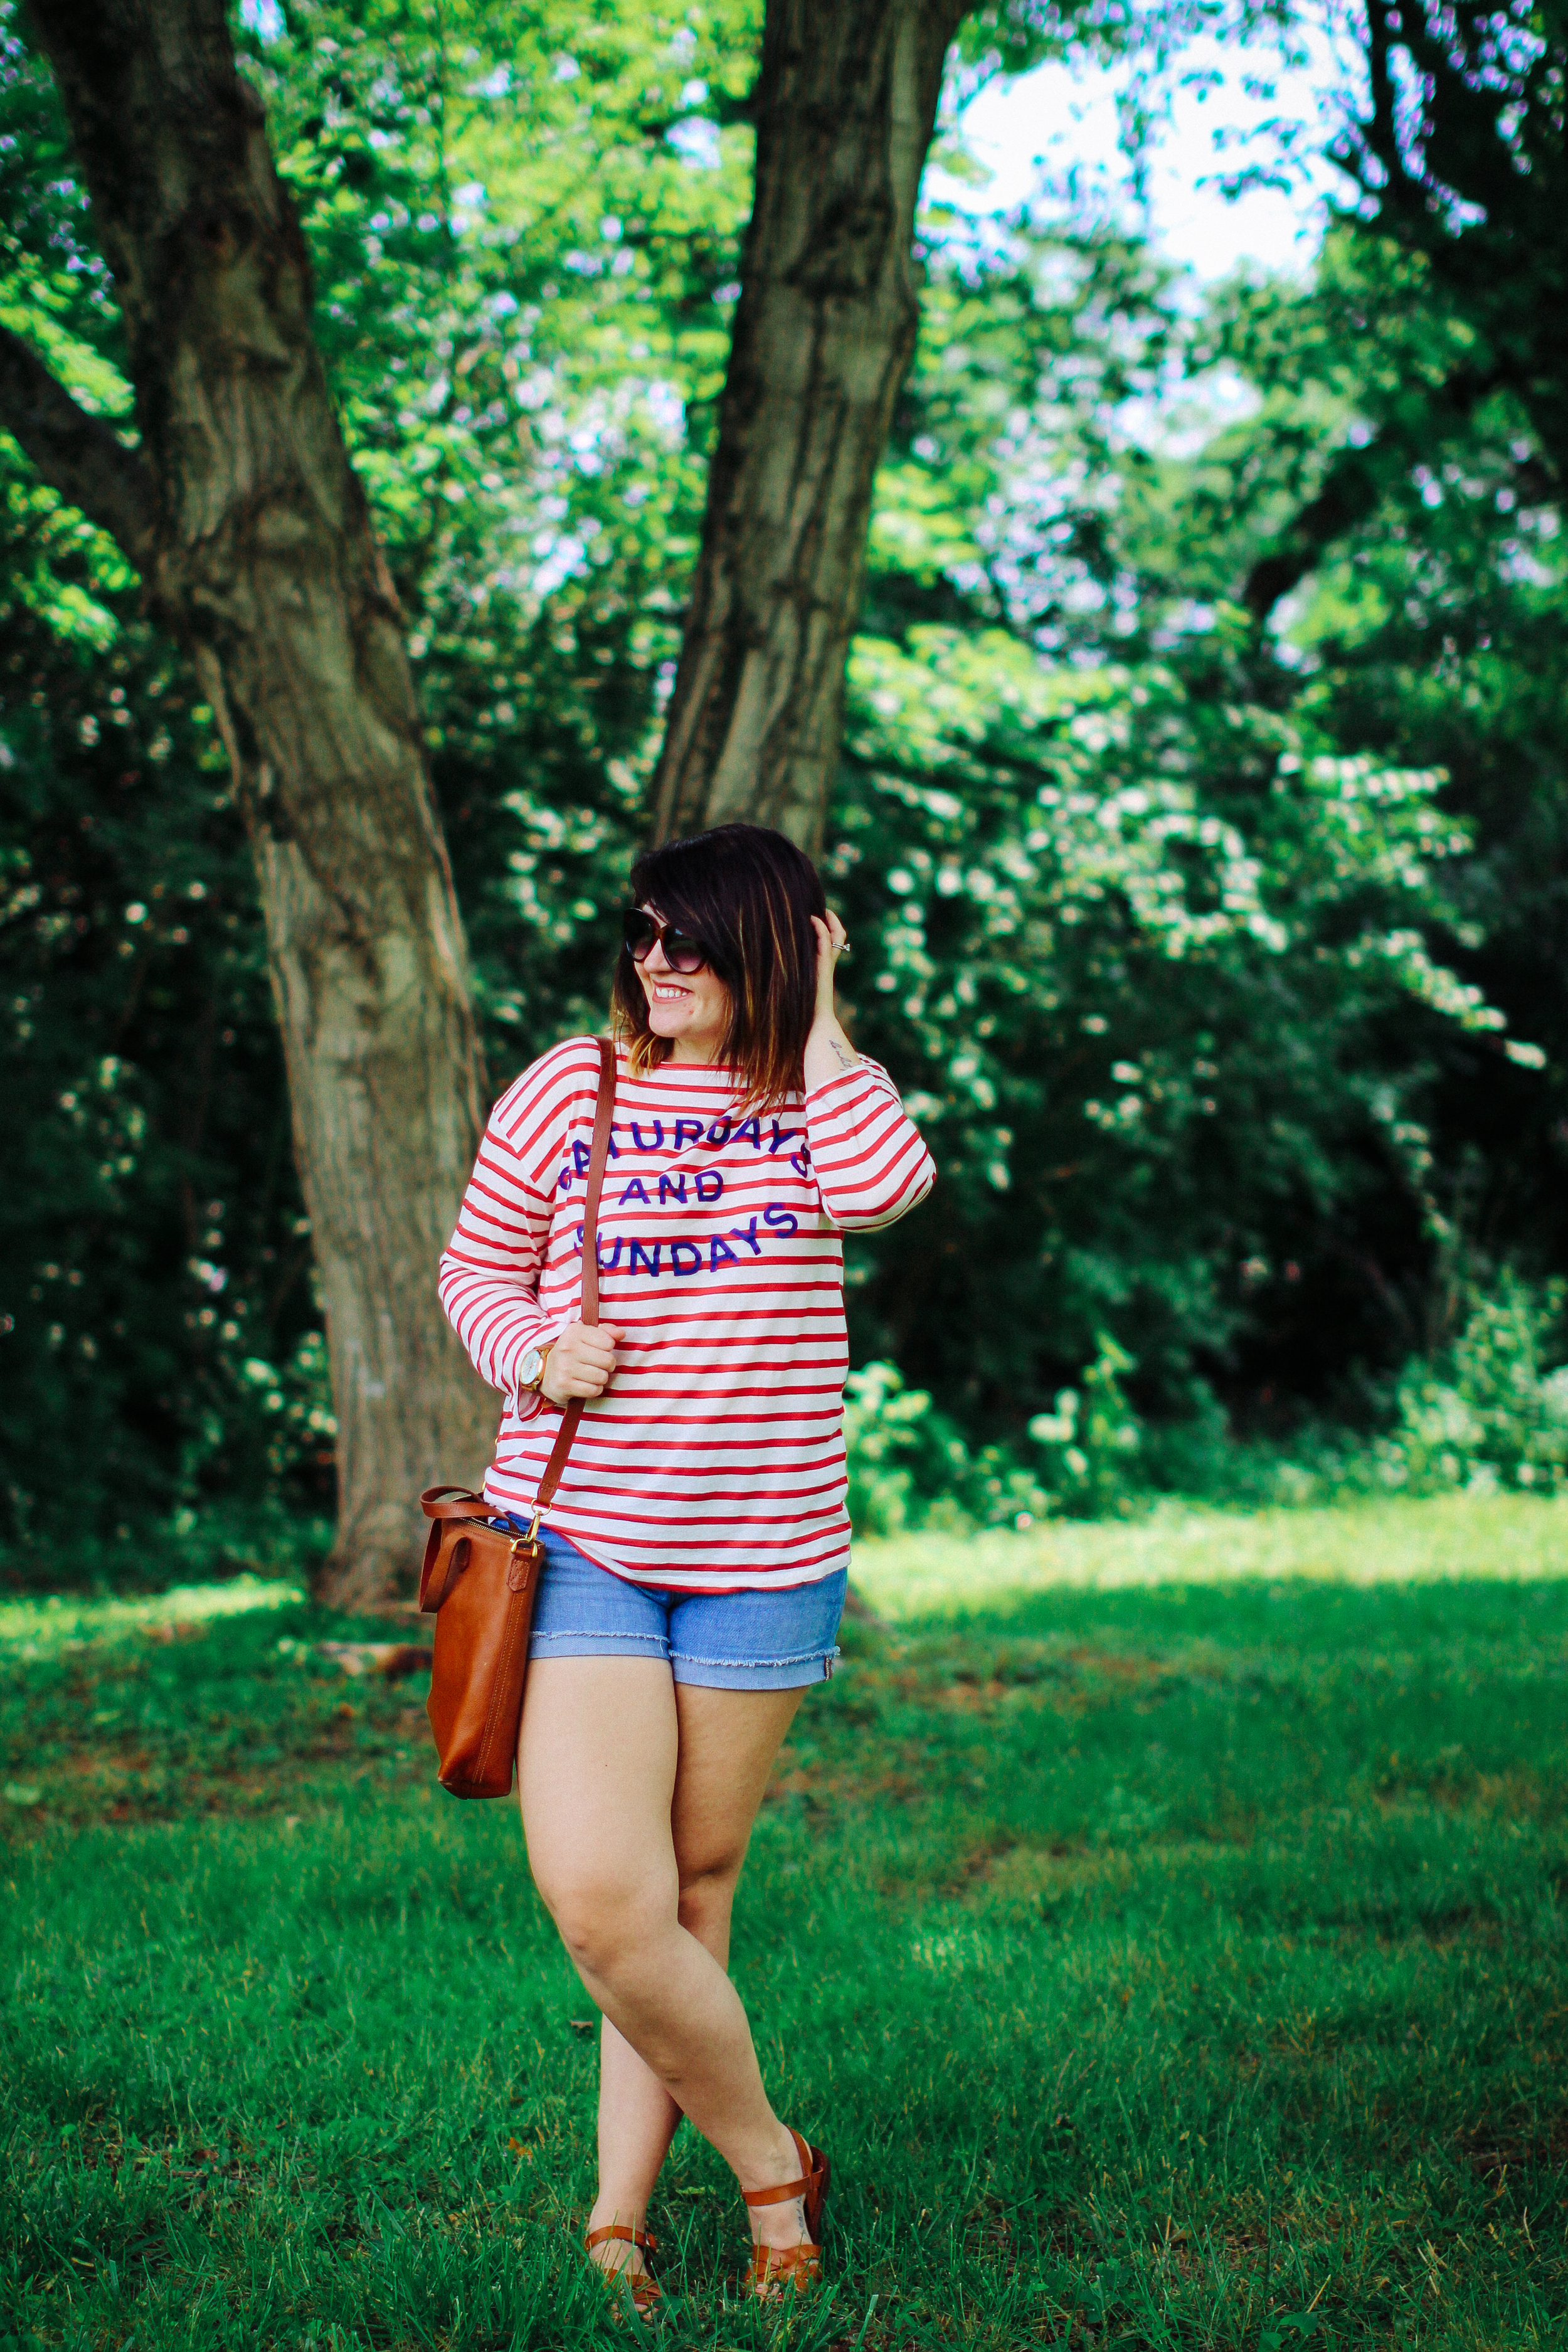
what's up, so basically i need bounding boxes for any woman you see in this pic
[439,822,935,2313]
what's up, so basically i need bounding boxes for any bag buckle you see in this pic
[502,1507,544,1595]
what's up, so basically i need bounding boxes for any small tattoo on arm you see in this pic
[829,1038,857,1071]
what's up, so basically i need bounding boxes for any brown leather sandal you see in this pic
[741,2127,830,2299]
[584,2222,663,2321]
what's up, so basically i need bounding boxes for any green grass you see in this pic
[3,1493,1566,2349]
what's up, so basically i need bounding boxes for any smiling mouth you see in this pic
[650,983,689,1002]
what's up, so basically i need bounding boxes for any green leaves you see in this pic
[1382,1272,1568,1499]
[1260,2316,1323,2350]
[4,0,1567,1557]
[829,615,1497,1427]
[243,0,760,630]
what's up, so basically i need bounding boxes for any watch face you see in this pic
[519,1346,543,1388]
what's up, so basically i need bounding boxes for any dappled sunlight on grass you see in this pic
[3,1498,1565,2344]
[0,1574,306,1660]
[852,1489,1568,1619]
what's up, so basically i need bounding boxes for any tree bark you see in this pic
[650,0,967,852]
[8,0,495,1608]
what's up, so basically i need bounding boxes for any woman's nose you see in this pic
[644,936,670,973]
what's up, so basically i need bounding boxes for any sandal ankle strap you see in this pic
[744,2176,812,2208]
[585,2222,657,2255]
[741,2126,824,2210]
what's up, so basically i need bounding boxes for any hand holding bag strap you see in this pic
[529,1035,617,1522]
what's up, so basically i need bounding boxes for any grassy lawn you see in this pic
[3,1495,1565,2349]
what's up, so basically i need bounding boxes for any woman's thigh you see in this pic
[517,1658,682,1931]
[516,1658,801,1936]
[670,1684,803,1888]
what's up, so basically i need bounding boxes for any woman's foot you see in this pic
[583,2211,662,2319]
[741,2125,830,2299]
[743,2122,810,2255]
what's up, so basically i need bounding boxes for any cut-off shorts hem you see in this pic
[527,1628,840,1688]
[499,1521,845,1692]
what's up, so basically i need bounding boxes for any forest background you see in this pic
[3,0,1567,1589]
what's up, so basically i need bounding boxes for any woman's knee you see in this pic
[676,1860,741,1946]
[533,1860,670,1978]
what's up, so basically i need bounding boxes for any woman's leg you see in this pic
[667,1681,817,2261]
[517,1659,806,2265]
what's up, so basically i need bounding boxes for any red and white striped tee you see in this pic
[438,1035,936,1591]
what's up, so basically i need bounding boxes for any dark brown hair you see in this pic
[611,823,826,1106]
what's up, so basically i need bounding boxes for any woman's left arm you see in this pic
[802,914,937,1232]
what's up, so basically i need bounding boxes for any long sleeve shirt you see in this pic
[438,1034,936,1591]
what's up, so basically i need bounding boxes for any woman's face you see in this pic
[636,903,733,1063]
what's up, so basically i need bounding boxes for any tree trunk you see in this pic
[651,0,966,852]
[8,0,495,1608]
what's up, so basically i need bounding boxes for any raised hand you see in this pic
[803,912,860,1091]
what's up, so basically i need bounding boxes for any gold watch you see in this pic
[517,1342,553,1396]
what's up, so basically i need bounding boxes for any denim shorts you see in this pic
[494,1522,846,1690]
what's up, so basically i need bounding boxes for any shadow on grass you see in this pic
[3,1512,1565,2347]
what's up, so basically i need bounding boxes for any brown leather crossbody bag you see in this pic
[417,1035,616,1799]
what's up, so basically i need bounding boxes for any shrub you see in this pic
[1027,1333,1145,1517]
[842,1361,1052,1537]
[1379,1273,1568,1496]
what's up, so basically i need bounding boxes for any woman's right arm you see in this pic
[438,1104,558,1398]
[440,1042,624,1404]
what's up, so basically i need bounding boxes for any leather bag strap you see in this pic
[577,1034,616,1330]
[531,1036,616,1520]
[421,1484,489,1521]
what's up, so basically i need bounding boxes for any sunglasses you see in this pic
[622,908,711,976]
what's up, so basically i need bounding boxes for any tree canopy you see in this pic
[2,0,1564,1574]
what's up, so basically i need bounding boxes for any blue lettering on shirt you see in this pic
[577,1199,810,1278]
[568,1232,625,1273]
